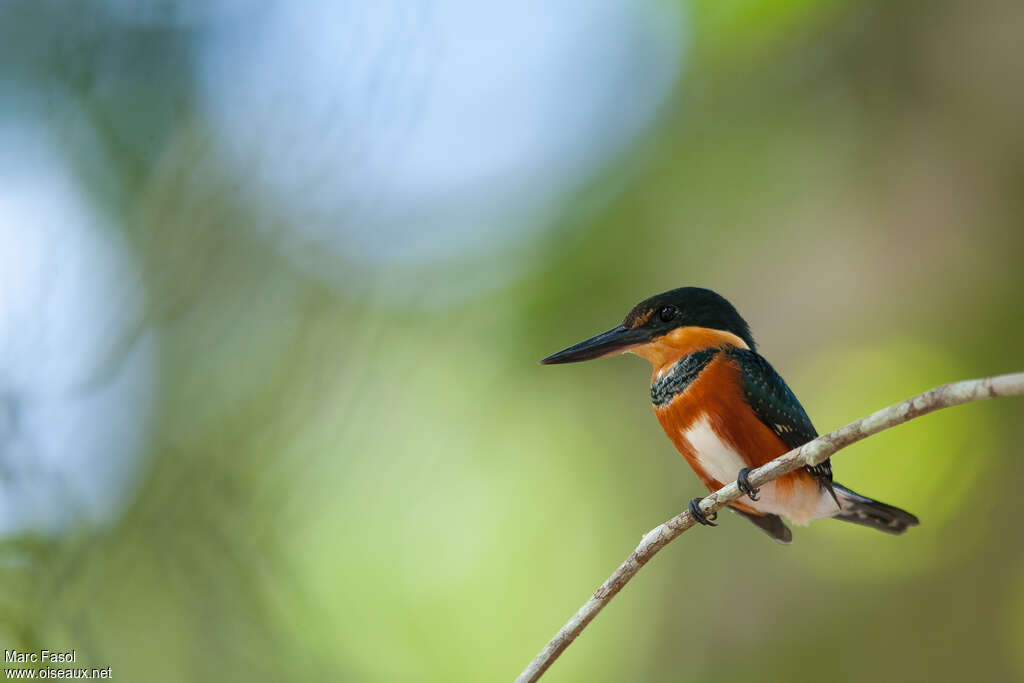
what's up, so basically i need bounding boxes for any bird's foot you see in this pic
[688,498,717,526]
[737,467,760,501]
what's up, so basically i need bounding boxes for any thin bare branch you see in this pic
[516,371,1024,683]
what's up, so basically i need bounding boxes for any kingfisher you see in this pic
[540,286,918,543]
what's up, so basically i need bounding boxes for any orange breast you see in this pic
[652,353,817,515]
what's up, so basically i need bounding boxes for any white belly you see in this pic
[682,415,838,525]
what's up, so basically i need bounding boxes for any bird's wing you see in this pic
[724,347,835,492]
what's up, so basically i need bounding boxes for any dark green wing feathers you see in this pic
[726,348,817,448]
[725,348,836,498]
[723,346,918,538]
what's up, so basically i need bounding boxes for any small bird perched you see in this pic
[541,286,918,543]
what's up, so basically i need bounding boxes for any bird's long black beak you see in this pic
[540,325,651,365]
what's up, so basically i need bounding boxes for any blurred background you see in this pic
[1,0,1022,680]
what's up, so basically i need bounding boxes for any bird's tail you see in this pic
[831,483,919,535]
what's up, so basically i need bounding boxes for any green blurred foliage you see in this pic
[2,0,1024,682]
[687,0,840,63]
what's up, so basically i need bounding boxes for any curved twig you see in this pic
[516,371,1024,683]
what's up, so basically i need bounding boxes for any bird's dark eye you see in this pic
[659,306,678,322]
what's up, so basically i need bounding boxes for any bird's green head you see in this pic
[540,287,755,366]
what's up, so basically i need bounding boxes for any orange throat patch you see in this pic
[629,326,750,374]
